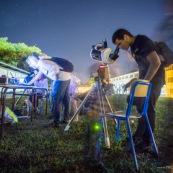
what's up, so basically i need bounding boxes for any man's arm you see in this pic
[123,78,138,91]
[27,71,43,85]
[122,51,160,90]
[144,51,161,81]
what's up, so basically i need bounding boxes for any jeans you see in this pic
[52,79,71,125]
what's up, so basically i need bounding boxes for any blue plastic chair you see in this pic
[102,80,159,171]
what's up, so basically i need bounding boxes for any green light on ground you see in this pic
[93,123,101,131]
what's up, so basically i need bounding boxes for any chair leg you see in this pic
[39,100,43,115]
[126,119,139,171]
[145,115,159,156]
[116,119,120,142]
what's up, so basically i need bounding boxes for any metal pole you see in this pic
[97,76,110,148]
[64,85,95,131]
[14,89,27,107]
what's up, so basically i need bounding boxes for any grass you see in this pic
[0,95,173,173]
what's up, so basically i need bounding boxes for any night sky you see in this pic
[0,0,165,83]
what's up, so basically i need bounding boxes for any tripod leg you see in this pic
[64,85,95,131]
[102,117,110,148]
[104,94,117,125]
[14,89,27,107]
[97,80,110,149]
[104,94,113,113]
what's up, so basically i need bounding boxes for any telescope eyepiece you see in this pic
[109,44,120,61]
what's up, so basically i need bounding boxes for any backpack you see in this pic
[155,42,173,67]
[45,57,74,72]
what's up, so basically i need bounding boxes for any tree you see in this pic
[0,37,42,71]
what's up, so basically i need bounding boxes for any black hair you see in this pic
[29,52,40,60]
[41,74,46,79]
[112,28,133,44]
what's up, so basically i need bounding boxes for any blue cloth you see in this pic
[52,79,71,125]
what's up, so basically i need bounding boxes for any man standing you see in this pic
[26,53,73,127]
[112,29,165,149]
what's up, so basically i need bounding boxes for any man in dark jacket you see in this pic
[112,29,165,149]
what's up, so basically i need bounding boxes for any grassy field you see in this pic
[0,95,173,173]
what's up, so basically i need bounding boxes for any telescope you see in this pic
[90,39,120,64]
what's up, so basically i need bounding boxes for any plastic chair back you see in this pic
[134,80,149,97]
[126,80,152,117]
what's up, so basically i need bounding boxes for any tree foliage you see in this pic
[0,37,42,71]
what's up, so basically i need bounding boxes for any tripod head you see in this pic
[97,64,109,81]
[90,64,110,86]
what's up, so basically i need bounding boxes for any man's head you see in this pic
[26,52,40,69]
[39,53,48,59]
[112,29,134,50]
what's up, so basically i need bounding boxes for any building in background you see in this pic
[0,61,29,85]
[165,64,173,98]
[0,61,29,78]
[110,71,139,95]
[110,67,173,98]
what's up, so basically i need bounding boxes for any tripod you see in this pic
[64,68,116,149]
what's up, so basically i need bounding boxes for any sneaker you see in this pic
[52,122,60,128]
[61,120,69,124]
[94,162,109,173]
[45,122,60,128]
[125,134,142,143]
[126,133,142,142]
[47,115,54,120]
[135,140,151,151]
